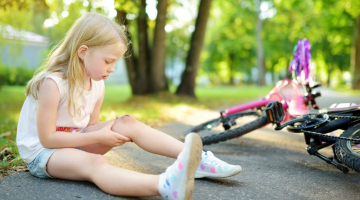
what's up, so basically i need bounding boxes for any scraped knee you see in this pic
[116,114,138,124]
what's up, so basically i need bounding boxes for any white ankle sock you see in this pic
[158,173,171,198]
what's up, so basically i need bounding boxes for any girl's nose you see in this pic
[108,65,115,73]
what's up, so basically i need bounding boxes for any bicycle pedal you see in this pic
[265,101,284,128]
[223,119,236,130]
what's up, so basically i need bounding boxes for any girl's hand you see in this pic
[98,121,132,146]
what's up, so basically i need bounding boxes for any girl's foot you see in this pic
[158,133,202,200]
[195,151,242,178]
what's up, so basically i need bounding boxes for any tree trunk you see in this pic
[115,9,137,95]
[134,0,151,94]
[176,0,212,97]
[351,15,360,89]
[327,63,333,87]
[116,1,151,95]
[150,0,168,93]
[255,0,265,86]
[229,51,235,85]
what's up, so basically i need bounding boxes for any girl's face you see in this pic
[79,42,126,81]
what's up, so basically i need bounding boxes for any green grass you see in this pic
[195,85,272,108]
[100,84,271,125]
[0,83,270,177]
[0,86,27,177]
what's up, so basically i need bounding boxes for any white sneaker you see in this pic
[158,133,202,200]
[195,151,242,178]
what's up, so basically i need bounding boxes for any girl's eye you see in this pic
[105,60,110,64]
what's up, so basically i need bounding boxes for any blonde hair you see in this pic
[26,12,129,115]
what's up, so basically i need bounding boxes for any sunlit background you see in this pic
[0,0,359,90]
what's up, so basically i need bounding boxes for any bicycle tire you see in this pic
[189,111,260,133]
[191,112,267,145]
[335,123,360,172]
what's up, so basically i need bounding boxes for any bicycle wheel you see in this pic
[189,111,268,145]
[335,123,360,172]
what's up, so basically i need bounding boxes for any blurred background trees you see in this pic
[0,0,360,97]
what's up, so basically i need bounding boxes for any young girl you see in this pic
[16,13,241,199]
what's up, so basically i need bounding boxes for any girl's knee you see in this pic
[92,154,110,166]
[113,114,143,138]
[87,155,110,181]
[115,114,138,125]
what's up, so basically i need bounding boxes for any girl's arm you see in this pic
[37,79,124,148]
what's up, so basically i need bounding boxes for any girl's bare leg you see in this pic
[82,115,184,158]
[47,148,160,197]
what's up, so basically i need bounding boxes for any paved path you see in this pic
[1,87,360,200]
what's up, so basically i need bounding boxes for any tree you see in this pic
[308,0,353,86]
[351,15,360,89]
[115,0,169,95]
[344,0,360,89]
[200,0,257,85]
[255,0,265,86]
[1,0,31,10]
[0,0,49,65]
[43,0,89,47]
[133,0,151,94]
[176,0,212,97]
[262,0,354,87]
[150,0,168,92]
[0,0,39,30]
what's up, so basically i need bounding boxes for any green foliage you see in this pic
[114,0,139,13]
[0,64,35,87]
[1,0,359,92]
[200,0,359,87]
[344,0,360,17]
[0,0,33,29]
[201,0,257,85]
[45,0,88,47]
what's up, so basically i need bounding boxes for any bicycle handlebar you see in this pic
[304,83,321,110]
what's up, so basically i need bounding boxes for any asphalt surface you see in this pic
[1,87,360,200]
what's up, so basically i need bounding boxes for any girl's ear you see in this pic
[77,45,89,61]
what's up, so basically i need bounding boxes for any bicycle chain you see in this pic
[300,114,360,142]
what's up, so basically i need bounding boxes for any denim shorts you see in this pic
[26,127,89,178]
[26,148,58,178]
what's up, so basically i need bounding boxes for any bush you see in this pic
[0,64,36,87]
[0,64,5,86]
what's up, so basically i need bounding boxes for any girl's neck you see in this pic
[82,77,92,91]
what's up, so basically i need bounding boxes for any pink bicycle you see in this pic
[190,39,322,145]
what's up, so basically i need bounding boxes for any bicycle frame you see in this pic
[221,78,316,122]
[265,100,360,173]
[193,39,325,145]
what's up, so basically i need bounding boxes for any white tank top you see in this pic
[16,73,105,163]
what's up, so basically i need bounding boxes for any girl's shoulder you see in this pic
[45,72,64,83]
[44,72,67,100]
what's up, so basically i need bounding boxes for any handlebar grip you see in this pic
[310,82,322,89]
[311,91,321,98]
